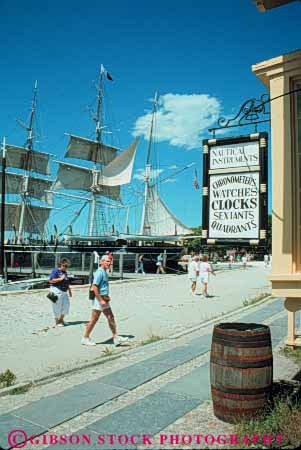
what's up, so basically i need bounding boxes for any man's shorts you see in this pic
[188,276,197,282]
[91,298,111,312]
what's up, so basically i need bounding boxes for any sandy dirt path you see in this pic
[0,263,271,382]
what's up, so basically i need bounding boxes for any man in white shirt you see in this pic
[188,255,199,296]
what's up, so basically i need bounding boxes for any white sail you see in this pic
[52,161,121,201]
[65,134,118,165]
[97,138,139,186]
[142,186,192,236]
[0,203,52,233]
[0,172,53,204]
[0,144,50,175]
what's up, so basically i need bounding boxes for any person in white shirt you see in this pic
[188,255,199,296]
[264,254,269,268]
[199,255,215,297]
[241,254,247,270]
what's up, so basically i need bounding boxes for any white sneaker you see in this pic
[113,336,129,347]
[81,337,96,346]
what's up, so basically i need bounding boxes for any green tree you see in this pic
[184,226,202,251]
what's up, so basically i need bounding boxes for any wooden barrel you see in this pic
[210,322,273,424]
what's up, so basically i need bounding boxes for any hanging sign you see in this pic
[202,133,268,244]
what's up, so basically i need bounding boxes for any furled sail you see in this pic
[0,203,52,233]
[97,138,139,186]
[142,186,192,236]
[65,134,118,165]
[0,172,53,203]
[0,144,50,175]
[52,161,121,201]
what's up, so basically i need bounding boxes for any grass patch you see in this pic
[280,345,301,365]
[243,292,270,307]
[9,384,32,395]
[102,347,115,357]
[235,399,301,448]
[141,333,163,346]
[0,369,17,388]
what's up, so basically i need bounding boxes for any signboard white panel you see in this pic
[209,141,259,170]
[209,172,260,239]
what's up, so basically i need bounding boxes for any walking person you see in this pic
[264,254,269,268]
[81,254,128,347]
[228,254,234,270]
[49,258,72,327]
[156,253,165,274]
[188,255,199,296]
[199,255,215,298]
[241,254,247,270]
[136,254,145,274]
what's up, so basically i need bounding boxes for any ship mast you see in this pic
[17,80,38,243]
[140,91,158,235]
[88,68,105,236]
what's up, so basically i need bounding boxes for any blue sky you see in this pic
[0,0,300,236]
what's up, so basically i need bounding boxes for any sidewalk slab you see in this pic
[270,314,300,347]
[239,298,283,323]
[11,382,126,429]
[161,364,210,400]
[86,391,200,437]
[97,334,212,391]
[99,361,173,391]
[0,415,46,450]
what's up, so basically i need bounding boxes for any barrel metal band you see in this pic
[212,337,271,348]
[210,357,273,368]
[211,384,272,396]
[213,330,270,341]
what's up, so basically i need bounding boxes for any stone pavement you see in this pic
[0,296,299,450]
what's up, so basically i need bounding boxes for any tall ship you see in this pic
[51,65,139,243]
[0,79,196,284]
[0,81,53,246]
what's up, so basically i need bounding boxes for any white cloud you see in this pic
[132,93,221,149]
[133,168,164,181]
[163,178,177,184]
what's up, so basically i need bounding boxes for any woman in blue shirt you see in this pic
[49,258,72,326]
[156,253,166,274]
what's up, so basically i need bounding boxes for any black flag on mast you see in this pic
[101,64,113,81]
[193,168,200,190]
